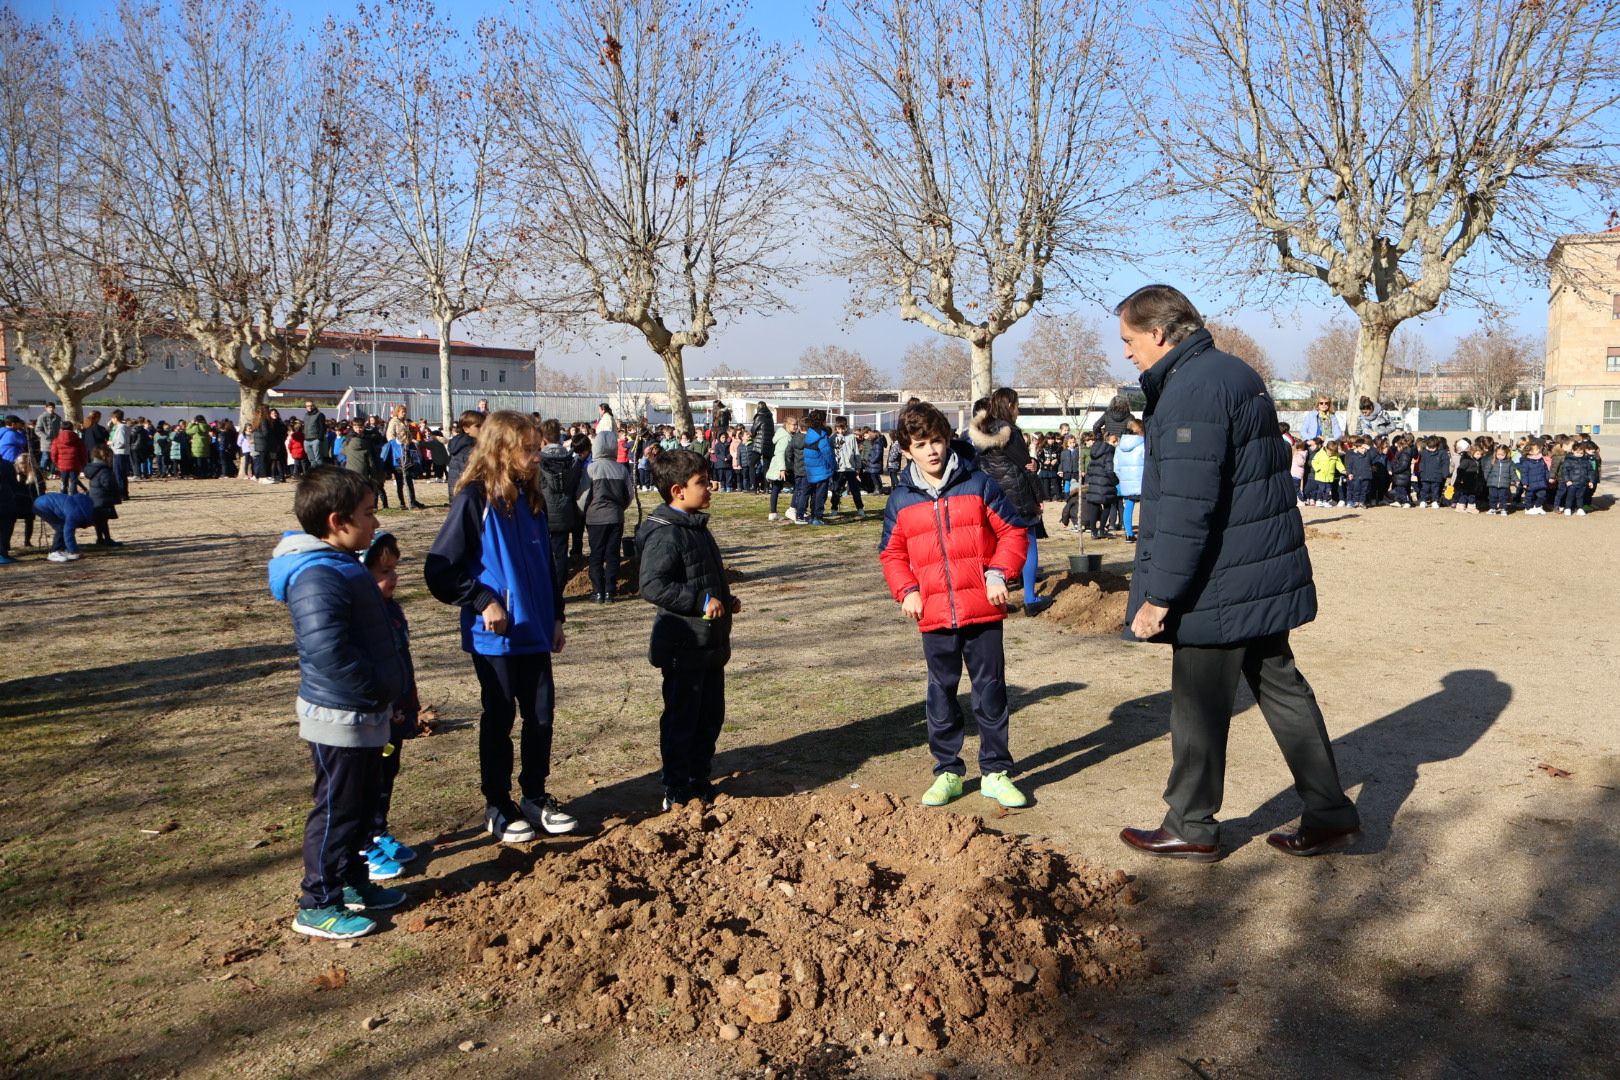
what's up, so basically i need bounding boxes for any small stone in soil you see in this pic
[458,1040,480,1052]
[718,1023,742,1042]
[362,1016,384,1031]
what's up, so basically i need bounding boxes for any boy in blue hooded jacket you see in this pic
[269,466,407,940]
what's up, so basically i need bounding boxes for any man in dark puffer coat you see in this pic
[1116,284,1358,863]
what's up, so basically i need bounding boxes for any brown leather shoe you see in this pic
[1266,825,1361,856]
[1119,826,1221,862]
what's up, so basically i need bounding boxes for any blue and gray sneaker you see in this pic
[342,883,408,912]
[293,904,376,940]
[370,833,417,864]
[364,848,406,881]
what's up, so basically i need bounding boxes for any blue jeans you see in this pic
[304,439,324,467]
[1022,528,1040,603]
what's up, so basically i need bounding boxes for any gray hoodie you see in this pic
[583,430,632,527]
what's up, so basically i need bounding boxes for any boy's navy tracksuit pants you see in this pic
[922,621,1011,777]
[300,743,381,910]
[659,663,725,799]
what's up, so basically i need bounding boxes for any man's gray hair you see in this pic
[1114,284,1204,346]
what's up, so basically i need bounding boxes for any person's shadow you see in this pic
[1224,668,1511,852]
[1016,689,1173,799]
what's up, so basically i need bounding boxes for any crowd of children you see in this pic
[1290,429,1602,516]
[266,403,1051,943]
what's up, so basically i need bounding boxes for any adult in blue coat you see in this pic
[1297,395,1342,441]
[1114,284,1358,863]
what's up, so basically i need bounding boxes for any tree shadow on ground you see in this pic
[0,643,297,726]
[555,680,1088,827]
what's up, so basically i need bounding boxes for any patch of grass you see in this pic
[326,1037,365,1063]
[388,944,423,966]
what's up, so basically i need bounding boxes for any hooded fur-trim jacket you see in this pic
[968,410,1040,522]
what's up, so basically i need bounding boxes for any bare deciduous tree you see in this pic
[532,360,588,393]
[492,0,800,437]
[1381,328,1436,409]
[92,0,388,425]
[1448,324,1536,416]
[0,14,152,421]
[1302,322,1358,405]
[814,0,1133,403]
[1015,315,1109,420]
[354,0,515,429]
[1159,0,1620,413]
[900,338,971,401]
[1203,320,1275,385]
[797,345,890,401]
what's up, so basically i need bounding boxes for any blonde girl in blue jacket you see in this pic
[425,412,577,846]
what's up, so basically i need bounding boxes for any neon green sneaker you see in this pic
[920,772,964,807]
[979,771,1028,808]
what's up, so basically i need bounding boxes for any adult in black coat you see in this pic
[1081,438,1117,539]
[748,403,774,491]
[1092,395,1135,440]
[266,409,289,481]
[1115,284,1358,863]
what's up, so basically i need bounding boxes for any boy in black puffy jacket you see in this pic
[638,449,741,809]
[269,467,406,940]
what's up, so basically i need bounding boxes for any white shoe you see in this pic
[1563,508,1572,516]
[767,512,779,521]
[485,804,536,844]
[1577,508,1587,516]
[258,477,275,485]
[785,508,798,522]
[47,550,72,563]
[519,795,578,835]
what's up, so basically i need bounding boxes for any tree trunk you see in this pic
[437,315,454,430]
[660,345,695,437]
[238,383,267,430]
[970,339,995,404]
[57,386,85,425]
[1350,321,1395,413]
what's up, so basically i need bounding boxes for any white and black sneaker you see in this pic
[485,804,536,844]
[520,794,578,835]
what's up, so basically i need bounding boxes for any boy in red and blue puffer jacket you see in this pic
[879,402,1029,810]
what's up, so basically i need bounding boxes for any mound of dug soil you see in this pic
[432,792,1143,1067]
[1032,570,1131,634]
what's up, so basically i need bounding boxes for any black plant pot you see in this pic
[1069,553,1102,574]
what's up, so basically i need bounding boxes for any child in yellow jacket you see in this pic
[1309,440,1346,507]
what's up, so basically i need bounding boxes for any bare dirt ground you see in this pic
[3,452,1619,1080]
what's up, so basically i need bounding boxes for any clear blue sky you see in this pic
[27,0,1555,387]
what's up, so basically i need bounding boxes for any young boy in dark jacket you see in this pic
[1389,436,1415,507]
[879,403,1028,809]
[269,467,407,940]
[1342,438,1375,508]
[83,446,123,546]
[638,449,742,809]
[1416,436,1449,508]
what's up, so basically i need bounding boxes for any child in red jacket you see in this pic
[879,402,1029,809]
